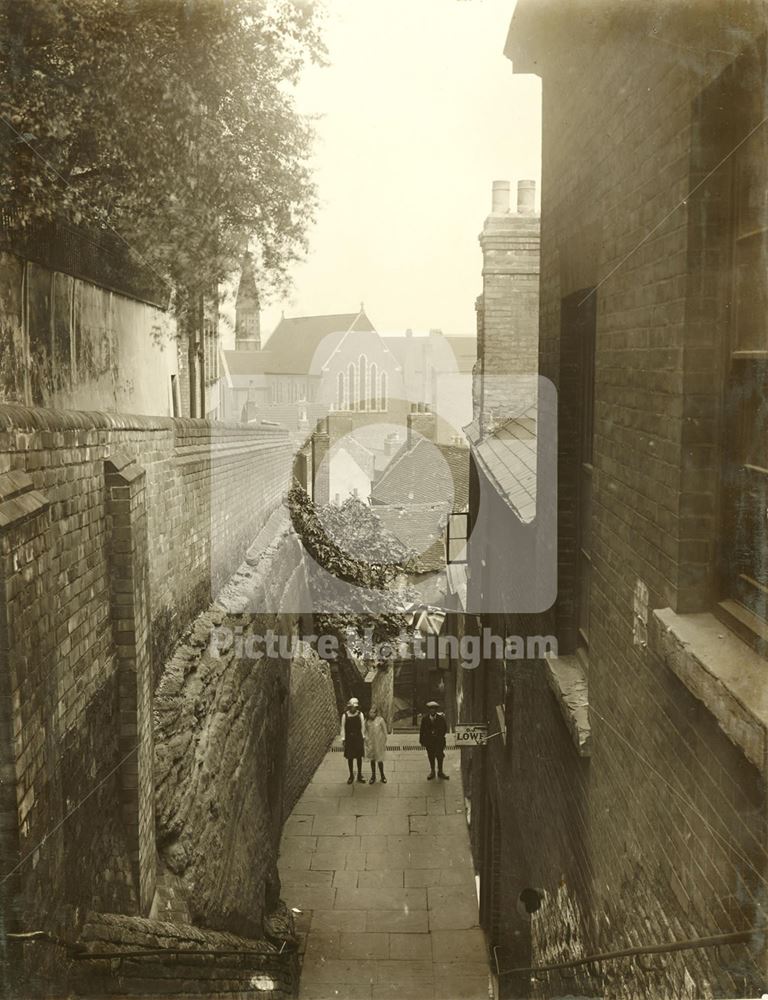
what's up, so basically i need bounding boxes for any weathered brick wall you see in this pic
[0,405,293,993]
[283,647,338,821]
[472,5,768,998]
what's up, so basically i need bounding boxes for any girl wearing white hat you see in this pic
[340,698,366,784]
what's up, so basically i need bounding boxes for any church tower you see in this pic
[235,252,261,351]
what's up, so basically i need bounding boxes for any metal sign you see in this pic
[454,723,488,746]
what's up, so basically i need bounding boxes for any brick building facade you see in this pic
[458,4,768,998]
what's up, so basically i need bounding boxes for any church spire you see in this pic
[235,252,261,351]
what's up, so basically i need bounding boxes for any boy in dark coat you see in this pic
[419,701,449,780]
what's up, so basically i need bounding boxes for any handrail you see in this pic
[495,928,756,977]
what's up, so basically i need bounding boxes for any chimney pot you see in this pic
[492,180,511,215]
[517,179,536,215]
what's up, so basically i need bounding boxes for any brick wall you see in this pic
[73,911,297,998]
[0,405,294,992]
[283,647,339,821]
[477,184,540,432]
[459,5,768,999]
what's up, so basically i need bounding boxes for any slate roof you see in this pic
[222,309,376,378]
[370,439,469,510]
[466,410,537,523]
[264,310,375,374]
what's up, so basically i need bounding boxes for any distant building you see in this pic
[234,251,261,351]
[220,259,476,436]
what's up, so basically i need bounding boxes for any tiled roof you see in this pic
[332,435,375,478]
[373,503,450,573]
[370,439,469,510]
[466,410,537,523]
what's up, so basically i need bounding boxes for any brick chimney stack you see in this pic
[517,179,536,215]
[407,403,436,448]
[476,179,540,431]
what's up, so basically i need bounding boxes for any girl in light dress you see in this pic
[365,706,388,784]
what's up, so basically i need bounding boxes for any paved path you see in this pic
[279,733,490,1000]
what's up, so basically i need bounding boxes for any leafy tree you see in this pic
[0,0,325,317]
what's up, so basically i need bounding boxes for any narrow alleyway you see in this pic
[279,734,490,1000]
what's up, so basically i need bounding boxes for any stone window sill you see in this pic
[544,653,591,757]
[650,609,768,773]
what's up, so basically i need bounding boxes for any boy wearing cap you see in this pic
[419,701,449,780]
[340,698,366,784]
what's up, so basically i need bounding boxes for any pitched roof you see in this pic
[222,349,274,377]
[465,410,537,523]
[371,439,469,510]
[220,308,376,378]
[263,309,376,374]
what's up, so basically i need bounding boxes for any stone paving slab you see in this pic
[280,736,489,1000]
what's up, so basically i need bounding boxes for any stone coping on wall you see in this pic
[544,652,592,757]
[0,403,290,437]
[651,608,768,774]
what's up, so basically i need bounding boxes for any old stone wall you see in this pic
[153,511,338,939]
[0,251,178,417]
[0,404,294,994]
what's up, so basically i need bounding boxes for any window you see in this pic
[336,370,345,410]
[720,126,768,633]
[380,370,388,411]
[446,511,469,564]
[359,354,368,410]
[370,362,378,411]
[347,361,357,411]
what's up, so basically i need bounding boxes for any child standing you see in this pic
[365,706,388,784]
[340,698,366,784]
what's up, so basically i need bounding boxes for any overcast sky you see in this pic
[256,0,541,343]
